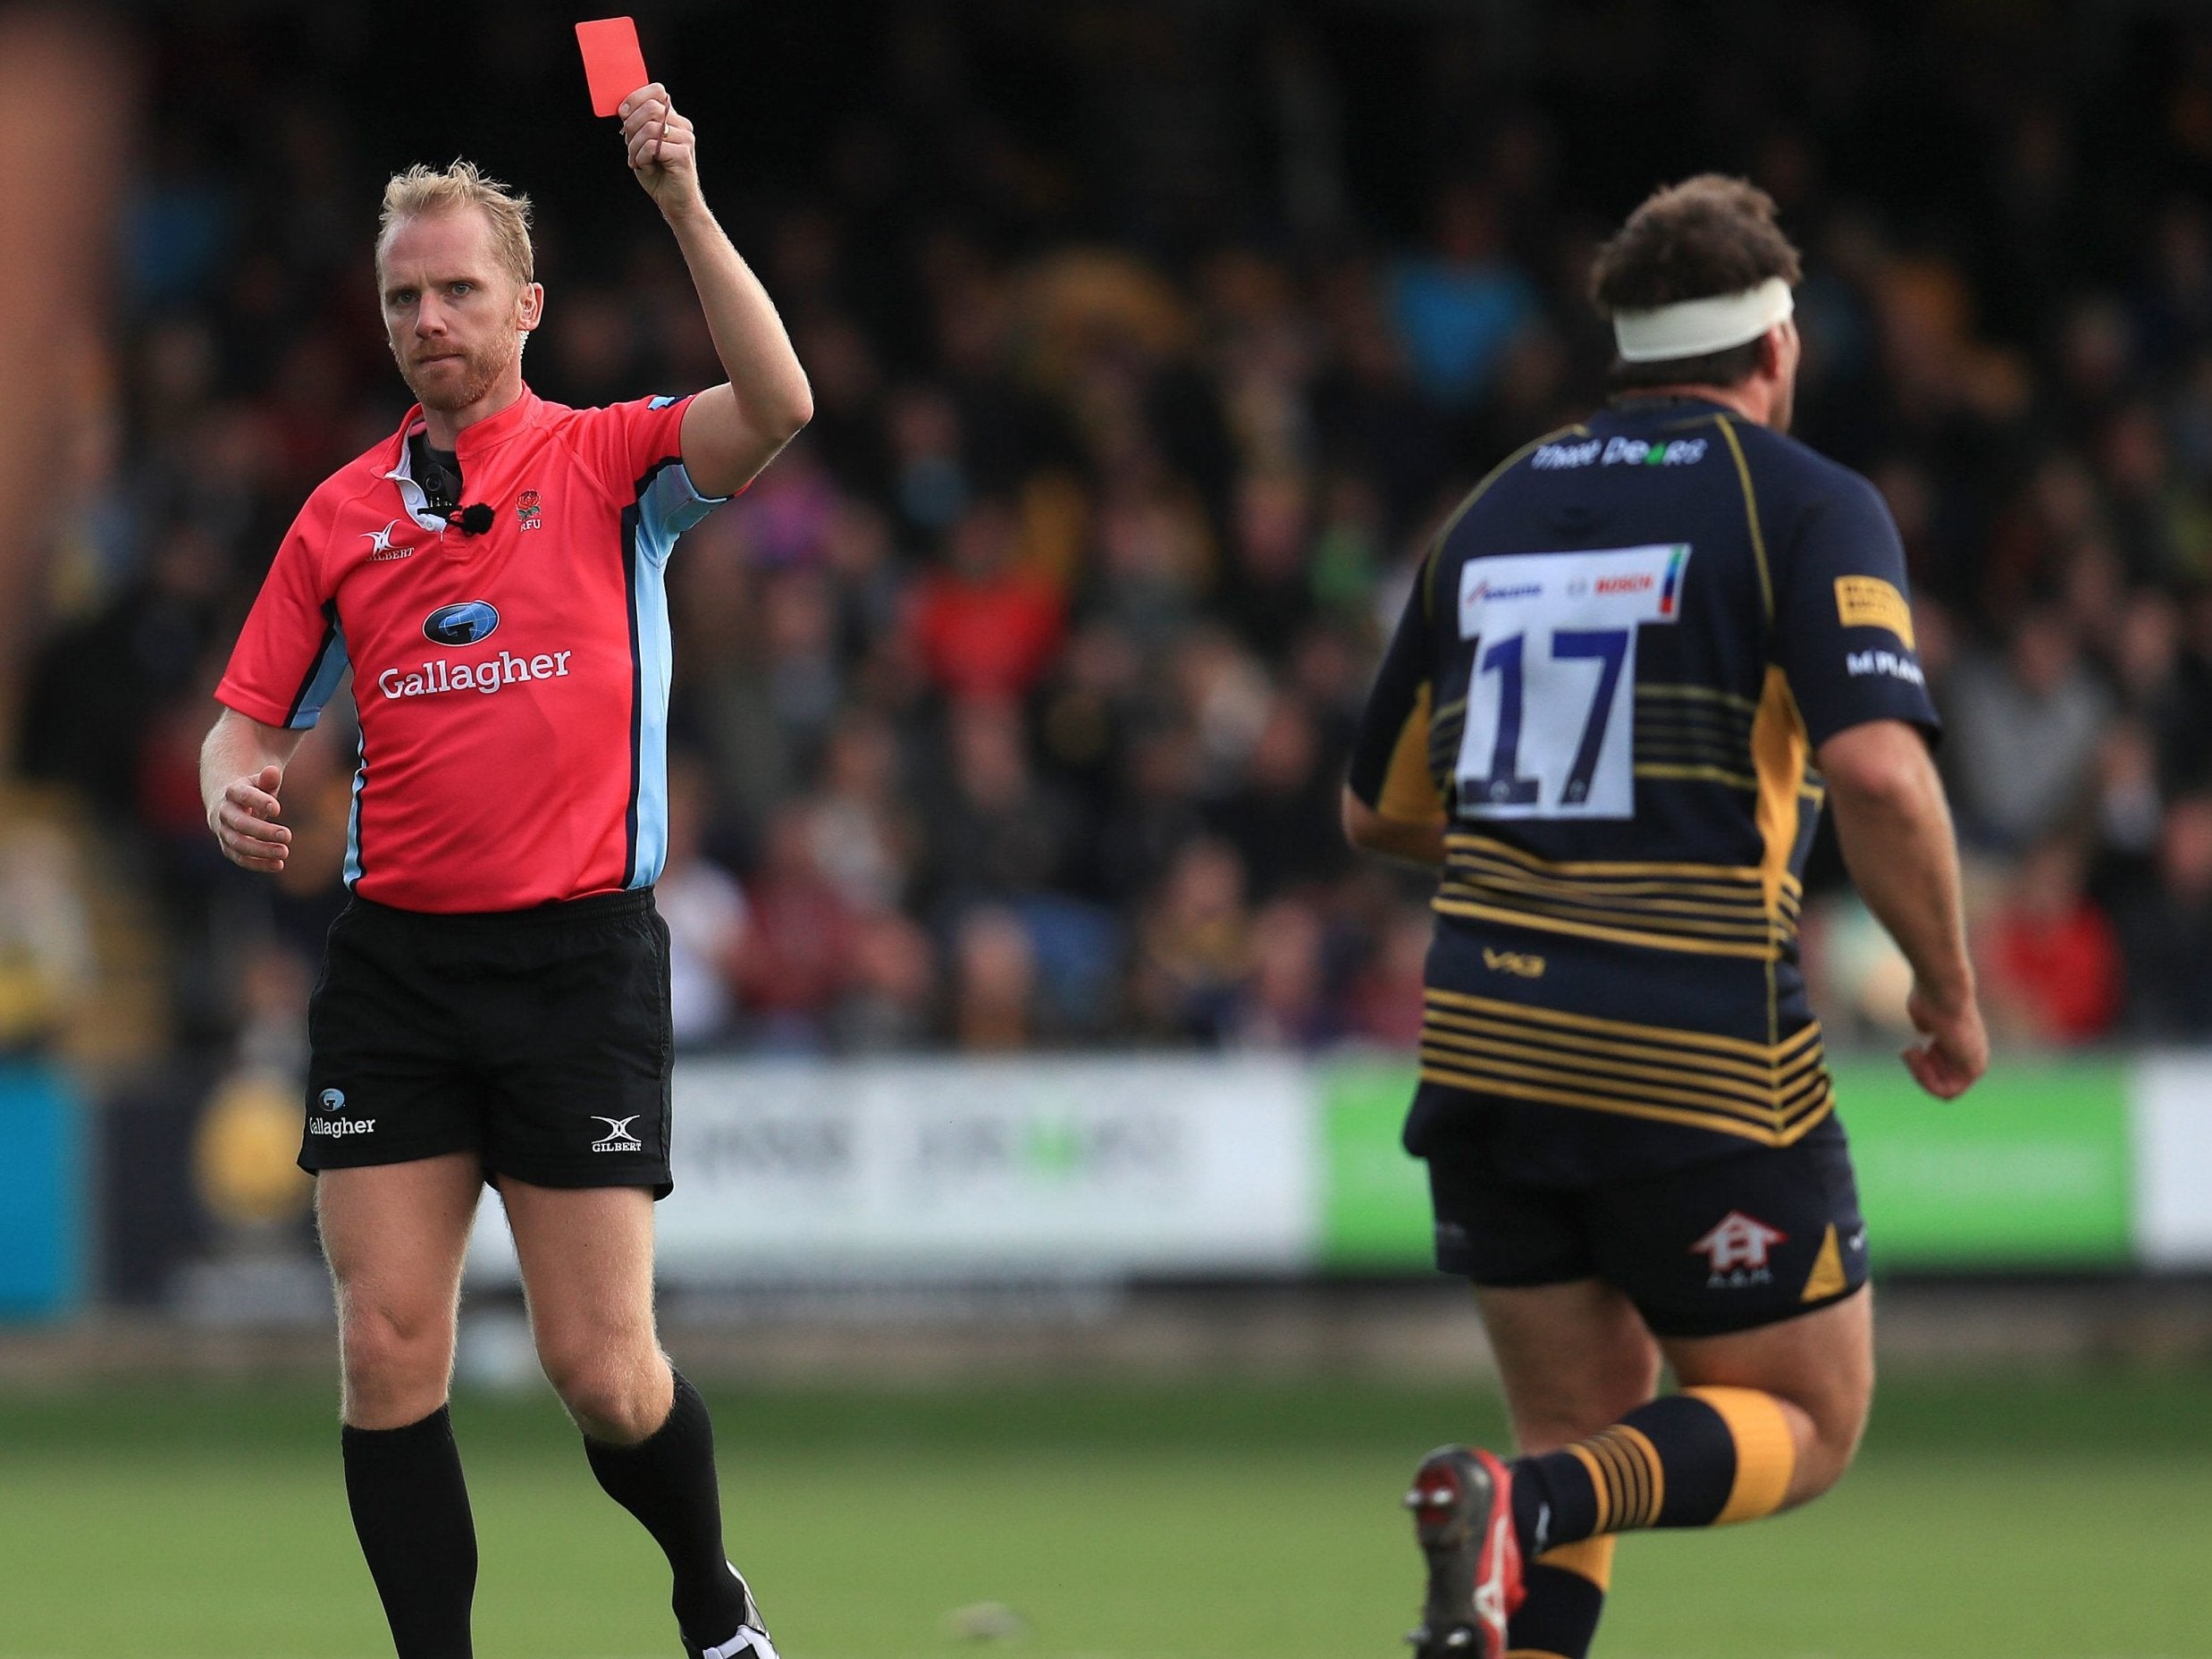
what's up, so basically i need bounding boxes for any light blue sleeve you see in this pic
[633,396,729,565]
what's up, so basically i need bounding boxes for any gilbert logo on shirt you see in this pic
[361,519,416,561]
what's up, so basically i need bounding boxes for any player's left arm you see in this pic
[618,84,812,498]
[1773,467,1986,1098]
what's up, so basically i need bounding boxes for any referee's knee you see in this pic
[337,1301,458,1427]
[539,1341,670,1444]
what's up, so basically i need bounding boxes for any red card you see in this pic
[576,17,650,118]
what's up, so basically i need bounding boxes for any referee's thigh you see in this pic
[496,1177,670,1444]
[316,1152,484,1429]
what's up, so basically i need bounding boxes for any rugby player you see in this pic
[198,88,809,1659]
[1344,175,1987,1659]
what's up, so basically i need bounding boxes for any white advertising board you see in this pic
[467,1055,1319,1284]
[2132,1054,2212,1267]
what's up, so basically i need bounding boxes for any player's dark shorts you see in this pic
[1417,1095,1868,1338]
[301,888,674,1196]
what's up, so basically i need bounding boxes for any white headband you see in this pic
[1612,277,1794,363]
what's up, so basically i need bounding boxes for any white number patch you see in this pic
[1453,543,1691,820]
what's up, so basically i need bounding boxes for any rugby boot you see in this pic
[1404,1445,1524,1659]
[683,1563,779,1659]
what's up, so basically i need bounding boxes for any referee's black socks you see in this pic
[584,1368,753,1650]
[341,1404,477,1659]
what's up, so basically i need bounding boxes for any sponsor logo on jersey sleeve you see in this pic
[1845,648,1926,686]
[1834,576,1916,648]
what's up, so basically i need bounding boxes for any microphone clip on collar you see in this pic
[449,502,495,536]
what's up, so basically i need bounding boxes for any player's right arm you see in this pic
[1818,720,1986,1099]
[200,711,307,873]
[204,494,347,876]
[1345,560,1450,869]
[615,83,812,499]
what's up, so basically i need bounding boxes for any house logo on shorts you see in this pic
[1690,1209,1787,1289]
[308,1088,376,1138]
[591,1116,644,1153]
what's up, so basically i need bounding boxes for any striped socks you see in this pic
[1506,1537,1613,1659]
[1509,1386,1798,1555]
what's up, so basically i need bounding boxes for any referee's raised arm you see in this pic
[615,82,813,498]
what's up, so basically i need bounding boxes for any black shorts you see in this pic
[1423,1112,1868,1338]
[301,889,674,1196]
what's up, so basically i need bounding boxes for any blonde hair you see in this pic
[376,160,534,286]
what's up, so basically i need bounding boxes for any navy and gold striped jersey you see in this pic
[1348,394,1937,1181]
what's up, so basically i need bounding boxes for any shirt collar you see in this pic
[382,383,542,469]
[1602,392,1739,422]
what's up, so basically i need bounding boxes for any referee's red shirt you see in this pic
[216,387,725,913]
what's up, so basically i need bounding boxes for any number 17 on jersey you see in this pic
[1453,543,1691,821]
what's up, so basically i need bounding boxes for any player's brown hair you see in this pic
[1588,174,1803,390]
[375,160,534,287]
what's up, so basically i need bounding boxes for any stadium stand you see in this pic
[13,2,2212,1063]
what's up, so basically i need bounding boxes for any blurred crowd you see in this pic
[10,2,2212,1063]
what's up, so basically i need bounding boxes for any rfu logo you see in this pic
[1691,1209,1787,1287]
[516,489,543,532]
[361,520,415,561]
[423,601,500,646]
[591,1116,644,1153]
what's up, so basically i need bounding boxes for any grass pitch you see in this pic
[1,1371,2208,1658]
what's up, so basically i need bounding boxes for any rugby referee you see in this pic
[200,88,809,1659]
[1345,176,1987,1659]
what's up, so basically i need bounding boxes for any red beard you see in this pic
[397,338,512,411]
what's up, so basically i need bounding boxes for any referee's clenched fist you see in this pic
[618,82,696,204]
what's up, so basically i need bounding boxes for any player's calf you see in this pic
[1507,1384,1801,1555]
